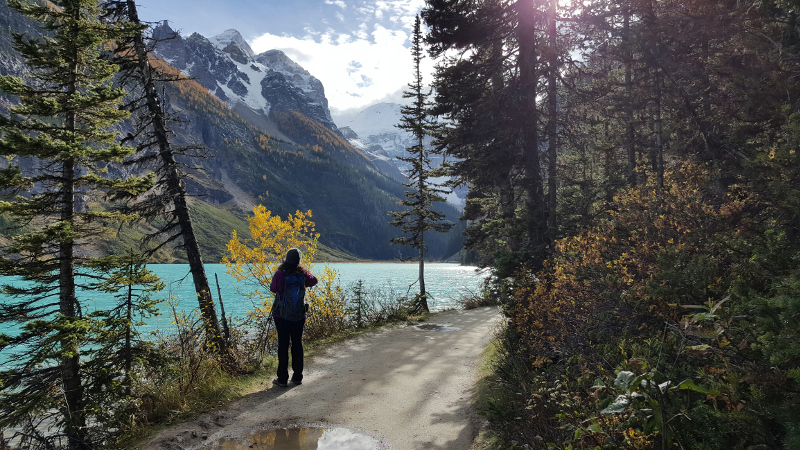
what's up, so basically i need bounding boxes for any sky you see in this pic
[132,0,435,125]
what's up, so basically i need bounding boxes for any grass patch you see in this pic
[314,243,360,262]
[113,360,278,449]
[471,338,515,450]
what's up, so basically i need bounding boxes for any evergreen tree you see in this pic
[390,15,453,313]
[82,252,163,429]
[0,0,149,447]
[423,0,550,275]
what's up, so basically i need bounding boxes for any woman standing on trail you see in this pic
[270,248,318,387]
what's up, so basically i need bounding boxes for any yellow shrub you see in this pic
[304,266,347,339]
[223,206,346,340]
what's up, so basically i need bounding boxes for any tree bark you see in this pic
[547,0,558,246]
[125,267,132,397]
[418,132,428,313]
[419,228,427,312]
[60,155,86,449]
[517,0,547,263]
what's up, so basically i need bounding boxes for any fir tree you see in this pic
[0,0,149,447]
[390,15,454,314]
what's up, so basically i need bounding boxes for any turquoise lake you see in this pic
[0,263,489,338]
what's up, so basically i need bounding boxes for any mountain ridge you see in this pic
[152,21,336,132]
[0,4,465,260]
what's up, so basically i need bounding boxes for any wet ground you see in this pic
[205,426,382,449]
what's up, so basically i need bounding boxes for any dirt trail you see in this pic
[143,306,503,449]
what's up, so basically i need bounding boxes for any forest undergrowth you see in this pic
[475,159,800,449]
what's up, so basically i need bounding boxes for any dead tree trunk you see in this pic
[113,0,227,355]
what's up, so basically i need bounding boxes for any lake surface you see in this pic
[0,263,489,338]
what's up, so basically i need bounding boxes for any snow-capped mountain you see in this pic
[339,126,405,182]
[346,103,403,139]
[210,29,255,61]
[342,102,467,209]
[343,103,431,161]
[151,23,336,131]
[147,22,465,208]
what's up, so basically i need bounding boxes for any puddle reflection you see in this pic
[206,427,381,450]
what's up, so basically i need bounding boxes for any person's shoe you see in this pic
[291,377,302,385]
[272,378,288,387]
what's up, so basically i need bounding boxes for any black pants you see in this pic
[275,316,305,383]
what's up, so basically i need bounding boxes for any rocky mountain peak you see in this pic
[255,50,310,77]
[151,25,336,131]
[152,20,177,41]
[212,29,255,64]
[339,126,359,140]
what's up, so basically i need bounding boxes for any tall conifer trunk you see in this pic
[492,39,519,252]
[419,230,426,304]
[547,0,558,245]
[517,0,547,263]
[61,8,86,446]
[418,137,427,308]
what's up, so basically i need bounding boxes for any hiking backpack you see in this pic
[278,270,306,321]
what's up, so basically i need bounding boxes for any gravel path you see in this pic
[143,306,502,450]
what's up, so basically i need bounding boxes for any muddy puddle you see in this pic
[413,323,461,332]
[204,426,382,449]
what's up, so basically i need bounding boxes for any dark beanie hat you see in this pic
[285,248,301,265]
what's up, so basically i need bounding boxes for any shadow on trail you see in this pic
[290,307,499,448]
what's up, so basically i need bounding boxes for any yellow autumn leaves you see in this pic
[223,206,346,337]
[225,206,319,289]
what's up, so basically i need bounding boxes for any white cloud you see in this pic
[302,27,322,39]
[392,0,426,16]
[356,23,369,40]
[336,32,351,45]
[250,22,436,114]
[325,0,347,8]
[380,0,426,28]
